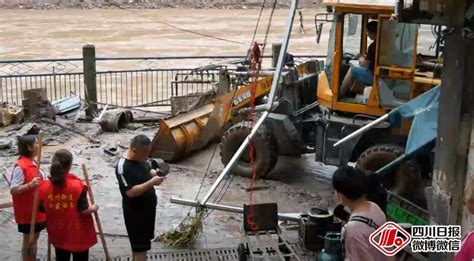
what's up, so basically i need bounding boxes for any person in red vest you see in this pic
[10,135,47,261]
[38,149,98,261]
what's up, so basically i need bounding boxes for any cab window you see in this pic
[343,14,362,57]
[325,21,337,88]
[377,20,417,68]
[376,20,418,108]
[338,14,374,104]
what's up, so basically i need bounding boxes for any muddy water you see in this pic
[0,8,326,59]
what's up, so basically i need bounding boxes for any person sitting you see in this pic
[332,165,388,261]
[340,21,378,98]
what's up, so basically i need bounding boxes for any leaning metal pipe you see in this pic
[228,71,276,76]
[200,110,270,204]
[232,102,280,117]
[200,0,299,205]
[264,0,298,111]
[170,197,301,222]
[333,114,389,148]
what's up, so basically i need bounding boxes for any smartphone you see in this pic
[157,169,169,177]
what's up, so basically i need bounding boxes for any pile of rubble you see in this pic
[0,103,23,128]
[0,88,57,128]
[0,86,165,158]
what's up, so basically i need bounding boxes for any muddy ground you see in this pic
[0,116,336,260]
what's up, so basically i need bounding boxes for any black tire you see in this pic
[356,144,426,206]
[356,144,404,174]
[238,243,248,261]
[220,121,278,179]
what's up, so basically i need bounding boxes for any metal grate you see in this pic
[39,248,239,261]
[143,248,239,261]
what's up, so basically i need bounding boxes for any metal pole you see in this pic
[272,43,282,68]
[228,71,276,76]
[201,110,269,204]
[375,154,406,175]
[83,44,98,120]
[265,0,298,110]
[170,197,301,222]
[333,114,389,148]
[200,0,299,205]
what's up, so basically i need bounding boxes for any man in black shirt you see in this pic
[116,135,165,261]
[341,21,378,97]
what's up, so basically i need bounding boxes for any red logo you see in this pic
[369,222,412,256]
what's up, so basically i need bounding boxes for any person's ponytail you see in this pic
[50,160,67,186]
[49,149,73,187]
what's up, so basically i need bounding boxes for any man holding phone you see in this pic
[115,135,166,261]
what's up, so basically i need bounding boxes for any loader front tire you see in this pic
[220,121,278,179]
[356,144,404,177]
[356,144,426,207]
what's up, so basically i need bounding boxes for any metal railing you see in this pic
[0,53,323,108]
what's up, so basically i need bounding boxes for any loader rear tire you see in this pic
[220,121,278,179]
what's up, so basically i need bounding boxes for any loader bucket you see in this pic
[150,103,215,161]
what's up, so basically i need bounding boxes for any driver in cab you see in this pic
[340,21,378,98]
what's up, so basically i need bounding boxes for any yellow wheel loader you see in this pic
[149,61,322,163]
[150,1,442,189]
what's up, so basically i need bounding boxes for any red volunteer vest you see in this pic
[38,173,97,252]
[11,156,47,224]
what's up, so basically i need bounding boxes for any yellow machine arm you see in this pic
[150,74,274,161]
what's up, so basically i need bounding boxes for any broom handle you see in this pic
[47,241,51,261]
[28,133,43,244]
[82,164,111,261]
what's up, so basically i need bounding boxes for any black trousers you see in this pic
[55,248,89,261]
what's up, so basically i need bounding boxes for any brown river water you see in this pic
[0,8,328,59]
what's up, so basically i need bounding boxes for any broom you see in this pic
[82,164,111,260]
[27,133,52,260]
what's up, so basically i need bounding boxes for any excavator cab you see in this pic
[315,1,441,117]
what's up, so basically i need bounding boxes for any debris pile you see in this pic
[22,88,57,121]
[158,210,205,247]
[0,103,23,127]
[99,109,133,132]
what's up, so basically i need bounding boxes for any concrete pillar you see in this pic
[82,44,98,120]
[430,27,474,260]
